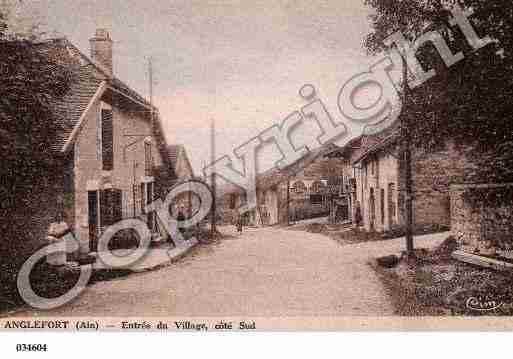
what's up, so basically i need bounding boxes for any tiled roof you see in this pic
[167,144,183,169]
[353,119,401,164]
[325,118,401,165]
[167,144,196,180]
[217,143,340,196]
[256,143,339,190]
[34,39,106,152]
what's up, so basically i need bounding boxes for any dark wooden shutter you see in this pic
[310,194,323,204]
[141,183,145,214]
[102,109,114,171]
[380,188,385,225]
[100,189,122,227]
[100,189,109,227]
[88,191,99,252]
[112,189,122,224]
[144,142,152,176]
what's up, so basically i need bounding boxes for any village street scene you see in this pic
[1,0,513,323]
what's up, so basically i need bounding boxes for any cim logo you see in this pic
[465,295,504,312]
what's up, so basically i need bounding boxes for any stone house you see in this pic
[279,146,344,223]
[217,144,344,226]
[328,123,473,233]
[166,144,200,219]
[352,131,402,232]
[30,29,176,255]
[325,136,363,224]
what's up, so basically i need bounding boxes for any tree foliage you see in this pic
[364,0,513,182]
[0,6,74,236]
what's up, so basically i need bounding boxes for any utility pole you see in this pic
[210,118,217,237]
[149,57,154,133]
[286,179,290,226]
[401,55,414,257]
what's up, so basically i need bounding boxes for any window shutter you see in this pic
[100,189,110,227]
[100,189,123,227]
[102,109,114,171]
[113,189,123,224]
[141,183,145,214]
[144,142,152,176]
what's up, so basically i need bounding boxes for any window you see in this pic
[310,194,323,205]
[292,181,306,194]
[229,193,237,210]
[349,178,357,193]
[144,141,152,176]
[100,188,122,227]
[388,183,397,226]
[101,109,114,171]
[311,181,324,194]
[380,188,385,225]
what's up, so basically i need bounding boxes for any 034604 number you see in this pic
[16,344,48,352]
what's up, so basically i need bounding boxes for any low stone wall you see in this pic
[288,199,329,222]
[450,183,513,254]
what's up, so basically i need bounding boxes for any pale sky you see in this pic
[8,0,393,175]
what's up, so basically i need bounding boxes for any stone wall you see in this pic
[451,183,513,254]
[405,141,473,229]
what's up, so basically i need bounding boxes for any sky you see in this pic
[5,0,395,176]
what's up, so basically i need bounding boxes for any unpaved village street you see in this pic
[13,227,448,317]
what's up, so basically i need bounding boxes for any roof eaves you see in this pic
[352,134,400,165]
[61,80,107,153]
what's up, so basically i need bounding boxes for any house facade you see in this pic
[327,122,474,233]
[278,151,344,223]
[166,144,201,220]
[352,135,401,232]
[217,144,344,226]
[35,29,175,255]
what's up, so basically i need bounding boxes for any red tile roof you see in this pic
[35,38,163,155]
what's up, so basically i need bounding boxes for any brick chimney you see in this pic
[90,28,113,75]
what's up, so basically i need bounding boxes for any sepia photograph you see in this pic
[1,0,513,349]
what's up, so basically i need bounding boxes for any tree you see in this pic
[364,0,513,182]
[0,4,74,282]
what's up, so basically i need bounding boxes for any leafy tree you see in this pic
[364,0,513,182]
[0,3,74,289]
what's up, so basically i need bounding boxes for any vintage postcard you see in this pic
[1,0,513,339]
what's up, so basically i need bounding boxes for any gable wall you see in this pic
[73,95,165,253]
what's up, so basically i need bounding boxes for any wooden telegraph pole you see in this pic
[401,55,415,257]
[149,57,154,132]
[210,118,217,237]
[286,179,291,226]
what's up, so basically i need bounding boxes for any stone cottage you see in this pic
[327,122,473,233]
[166,144,201,220]
[29,29,176,256]
[217,144,344,226]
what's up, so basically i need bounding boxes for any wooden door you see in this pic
[88,191,99,252]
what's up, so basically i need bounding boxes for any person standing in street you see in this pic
[236,212,243,234]
[177,205,186,238]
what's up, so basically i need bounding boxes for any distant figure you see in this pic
[177,206,186,237]
[236,213,243,234]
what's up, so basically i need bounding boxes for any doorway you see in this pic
[88,191,99,252]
